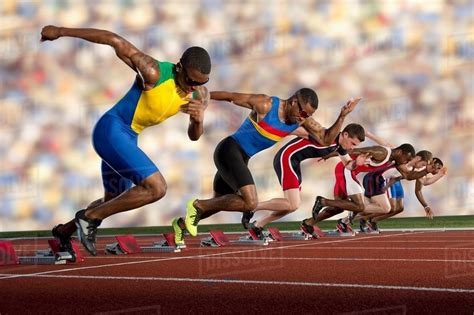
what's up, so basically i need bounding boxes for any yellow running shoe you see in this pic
[172,217,186,249]
[185,199,200,237]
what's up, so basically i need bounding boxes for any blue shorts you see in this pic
[92,114,159,195]
[388,180,404,199]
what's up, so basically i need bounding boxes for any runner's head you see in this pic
[285,88,318,124]
[414,150,433,168]
[393,143,415,165]
[176,46,211,93]
[339,123,365,150]
[431,157,444,174]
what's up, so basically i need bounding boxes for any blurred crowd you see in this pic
[0,0,472,231]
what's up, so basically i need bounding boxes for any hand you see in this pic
[180,98,206,123]
[341,97,362,116]
[355,152,372,166]
[40,25,62,42]
[438,167,448,176]
[424,206,434,219]
[193,86,210,109]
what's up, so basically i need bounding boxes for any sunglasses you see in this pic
[181,66,209,86]
[296,99,310,119]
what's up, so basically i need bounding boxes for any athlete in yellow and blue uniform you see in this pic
[41,25,211,256]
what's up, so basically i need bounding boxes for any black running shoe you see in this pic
[359,218,368,232]
[312,196,324,220]
[51,224,76,262]
[368,220,380,233]
[300,220,318,238]
[336,219,348,233]
[241,211,254,230]
[74,210,102,256]
[249,222,265,240]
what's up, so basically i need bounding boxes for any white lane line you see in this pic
[80,256,474,263]
[285,246,474,250]
[0,231,421,280]
[0,274,472,294]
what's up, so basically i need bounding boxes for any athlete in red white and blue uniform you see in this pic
[248,124,366,238]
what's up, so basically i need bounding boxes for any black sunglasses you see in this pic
[296,99,310,119]
[181,66,209,86]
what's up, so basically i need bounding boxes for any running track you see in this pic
[1,230,473,314]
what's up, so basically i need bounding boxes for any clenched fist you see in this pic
[40,25,62,42]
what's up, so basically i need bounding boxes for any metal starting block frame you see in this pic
[200,230,268,247]
[357,229,381,235]
[323,230,356,237]
[265,227,314,241]
[105,234,181,255]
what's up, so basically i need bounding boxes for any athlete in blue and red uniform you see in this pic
[173,90,362,246]
[41,25,211,256]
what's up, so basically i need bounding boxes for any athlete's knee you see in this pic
[149,184,167,202]
[242,195,258,212]
[381,204,391,214]
[143,174,167,202]
[353,202,365,213]
[287,200,300,212]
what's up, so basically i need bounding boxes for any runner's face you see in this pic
[340,133,361,150]
[414,159,428,168]
[288,96,315,123]
[177,63,209,93]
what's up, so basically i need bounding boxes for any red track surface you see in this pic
[1,230,474,314]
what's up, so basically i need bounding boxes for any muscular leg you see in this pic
[195,184,258,215]
[254,189,301,228]
[85,172,167,220]
[371,198,404,222]
[319,193,366,212]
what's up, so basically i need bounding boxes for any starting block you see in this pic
[0,241,19,265]
[200,230,268,247]
[0,239,81,266]
[19,238,82,265]
[152,232,185,249]
[266,227,314,241]
[105,234,181,255]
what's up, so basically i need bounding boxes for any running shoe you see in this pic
[359,218,368,232]
[74,210,102,256]
[312,196,324,220]
[172,217,186,249]
[241,211,254,229]
[184,199,200,237]
[336,218,348,233]
[51,224,76,262]
[300,219,319,238]
[249,222,265,240]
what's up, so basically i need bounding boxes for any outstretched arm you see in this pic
[398,164,433,180]
[418,167,447,186]
[40,26,159,89]
[210,91,271,115]
[301,97,362,145]
[365,130,394,148]
[415,179,434,219]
